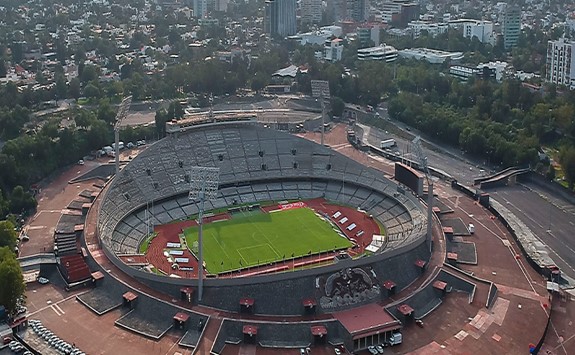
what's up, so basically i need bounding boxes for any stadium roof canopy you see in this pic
[333,303,401,340]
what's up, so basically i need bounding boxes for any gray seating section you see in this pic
[212,319,345,354]
[212,320,243,354]
[76,277,125,315]
[114,292,208,340]
[386,279,443,321]
[54,233,77,256]
[178,326,204,348]
[436,269,477,303]
[257,323,313,348]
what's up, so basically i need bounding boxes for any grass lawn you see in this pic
[183,208,351,274]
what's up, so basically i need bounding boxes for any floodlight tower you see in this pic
[188,166,220,302]
[311,80,330,146]
[411,136,433,250]
[114,96,132,175]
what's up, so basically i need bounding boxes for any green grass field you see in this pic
[183,208,352,274]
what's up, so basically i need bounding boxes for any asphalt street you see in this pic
[489,184,575,279]
[364,107,487,185]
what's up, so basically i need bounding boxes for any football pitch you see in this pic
[183,208,352,274]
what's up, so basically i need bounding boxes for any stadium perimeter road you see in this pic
[359,121,485,185]
[488,183,575,280]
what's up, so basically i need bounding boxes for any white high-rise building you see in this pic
[301,0,323,25]
[546,38,575,90]
[463,20,494,45]
[324,38,344,61]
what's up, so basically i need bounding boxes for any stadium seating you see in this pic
[212,319,344,354]
[96,122,430,315]
[77,276,126,315]
[113,290,208,340]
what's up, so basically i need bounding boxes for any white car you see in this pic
[367,346,378,355]
[37,277,49,284]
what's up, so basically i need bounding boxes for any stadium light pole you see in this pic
[311,80,330,146]
[189,167,220,302]
[114,96,132,175]
[411,136,433,252]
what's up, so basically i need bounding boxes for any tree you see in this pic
[84,83,101,100]
[69,78,81,100]
[0,246,25,316]
[0,220,18,250]
[0,190,8,218]
[9,186,37,215]
[55,75,67,100]
[80,64,98,84]
[0,59,6,78]
[97,99,116,124]
[559,147,575,190]
[155,109,169,138]
[331,97,345,117]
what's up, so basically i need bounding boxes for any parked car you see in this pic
[37,277,49,284]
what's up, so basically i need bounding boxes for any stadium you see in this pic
[84,119,438,352]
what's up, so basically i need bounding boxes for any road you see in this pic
[360,105,575,279]
[489,184,575,279]
[360,106,487,185]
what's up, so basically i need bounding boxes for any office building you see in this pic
[349,0,370,22]
[324,38,344,61]
[193,0,208,18]
[463,20,494,44]
[265,0,297,38]
[407,21,448,38]
[546,38,575,90]
[357,44,398,62]
[502,5,520,49]
[357,24,380,46]
[301,0,323,25]
[398,48,463,64]
[381,0,419,28]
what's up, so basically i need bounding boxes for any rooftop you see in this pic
[333,303,401,339]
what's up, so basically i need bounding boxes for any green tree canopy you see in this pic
[0,246,25,316]
[0,220,18,250]
[559,147,575,189]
